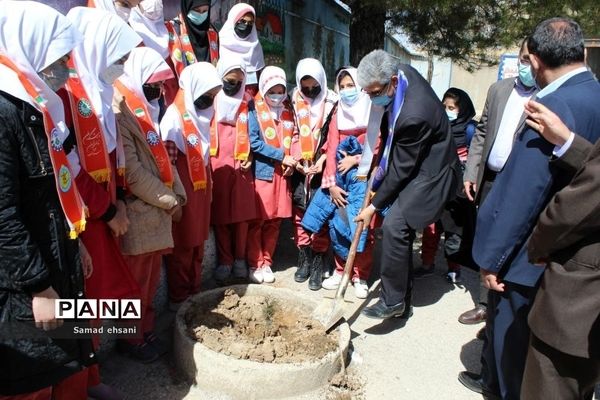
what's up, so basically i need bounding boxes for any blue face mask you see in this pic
[339,87,359,105]
[518,62,536,88]
[187,10,208,25]
[370,82,393,107]
[446,109,458,121]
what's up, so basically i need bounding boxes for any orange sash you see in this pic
[254,93,294,155]
[209,101,250,161]
[166,17,219,77]
[65,58,111,183]
[114,81,174,188]
[174,91,207,190]
[294,91,324,160]
[0,54,87,238]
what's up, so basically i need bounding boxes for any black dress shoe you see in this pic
[458,371,500,400]
[294,246,312,283]
[361,299,405,320]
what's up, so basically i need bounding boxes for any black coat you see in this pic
[0,91,95,395]
[371,64,461,229]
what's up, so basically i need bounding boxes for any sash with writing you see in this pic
[371,70,409,192]
[209,101,250,161]
[0,54,87,238]
[166,17,219,77]
[174,91,207,190]
[294,91,324,160]
[254,93,294,155]
[65,58,111,183]
[115,80,174,188]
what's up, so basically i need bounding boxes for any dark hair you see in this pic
[519,37,529,55]
[337,70,352,84]
[443,91,460,105]
[527,18,585,68]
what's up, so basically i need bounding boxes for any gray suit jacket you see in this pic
[528,135,600,359]
[464,78,531,203]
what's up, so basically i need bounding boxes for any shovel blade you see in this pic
[313,298,345,332]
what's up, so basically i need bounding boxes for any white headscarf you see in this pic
[0,1,82,144]
[334,67,371,131]
[258,66,287,120]
[160,62,221,163]
[129,0,169,59]
[293,58,329,128]
[119,47,174,129]
[67,7,142,152]
[90,0,117,13]
[215,55,246,124]
[218,3,265,75]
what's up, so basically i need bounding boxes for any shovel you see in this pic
[313,183,372,332]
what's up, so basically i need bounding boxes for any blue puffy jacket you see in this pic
[301,136,368,259]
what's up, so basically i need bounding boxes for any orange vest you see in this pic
[209,101,250,161]
[166,17,219,77]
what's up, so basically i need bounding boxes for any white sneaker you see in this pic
[353,279,369,299]
[214,264,231,282]
[322,272,342,290]
[249,268,263,284]
[232,259,248,279]
[262,266,275,283]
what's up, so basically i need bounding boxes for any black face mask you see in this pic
[234,21,253,38]
[142,84,162,102]
[194,94,214,110]
[301,85,321,99]
[222,80,242,96]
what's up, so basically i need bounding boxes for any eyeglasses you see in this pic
[362,81,390,98]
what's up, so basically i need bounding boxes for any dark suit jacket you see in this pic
[528,135,600,359]
[472,70,600,287]
[371,64,460,229]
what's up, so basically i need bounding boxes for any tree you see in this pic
[346,0,386,66]
[344,0,600,70]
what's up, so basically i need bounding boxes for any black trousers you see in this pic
[475,167,497,307]
[379,201,415,306]
[521,335,600,400]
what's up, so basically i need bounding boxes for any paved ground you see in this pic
[99,221,598,399]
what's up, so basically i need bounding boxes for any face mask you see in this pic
[371,93,393,107]
[39,62,69,92]
[339,87,359,106]
[100,63,125,85]
[143,84,162,101]
[301,85,321,99]
[234,21,253,39]
[139,0,163,21]
[187,10,208,25]
[114,4,131,22]
[222,80,242,96]
[446,109,458,121]
[266,93,285,107]
[194,94,214,110]
[518,62,536,88]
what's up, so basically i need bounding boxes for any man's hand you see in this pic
[354,204,376,231]
[107,200,129,237]
[464,181,477,202]
[79,241,93,279]
[329,185,348,208]
[168,204,183,222]
[337,153,359,176]
[32,287,63,331]
[481,269,505,292]
[524,100,571,146]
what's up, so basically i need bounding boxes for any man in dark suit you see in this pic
[519,100,600,400]
[354,49,460,319]
[458,18,600,400]
[459,39,538,325]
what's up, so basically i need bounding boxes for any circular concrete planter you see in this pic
[174,285,350,399]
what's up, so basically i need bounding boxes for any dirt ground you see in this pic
[185,288,339,363]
